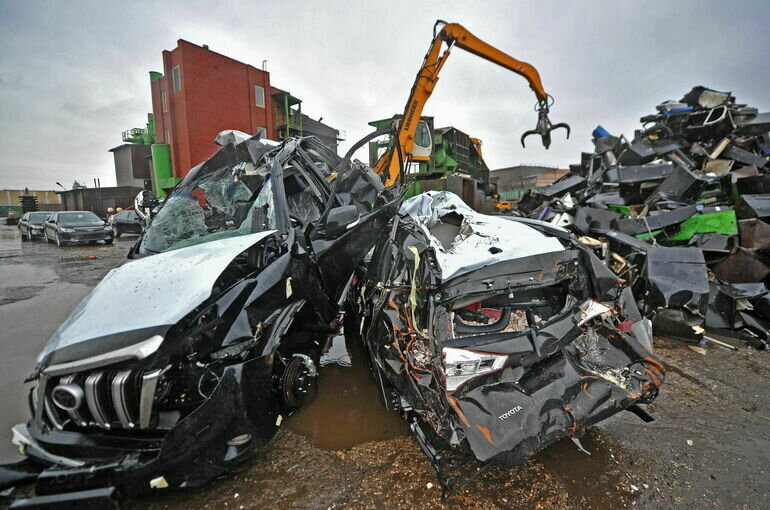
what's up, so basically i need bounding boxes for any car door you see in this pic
[309,165,400,304]
[127,211,142,234]
[112,211,126,233]
[45,214,56,237]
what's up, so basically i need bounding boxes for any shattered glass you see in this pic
[141,163,273,253]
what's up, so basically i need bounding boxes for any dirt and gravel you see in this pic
[0,225,767,509]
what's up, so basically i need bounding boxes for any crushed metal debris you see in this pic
[515,86,770,349]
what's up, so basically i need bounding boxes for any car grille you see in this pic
[70,230,108,240]
[34,368,162,431]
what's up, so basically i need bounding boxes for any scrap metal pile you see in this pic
[517,86,770,349]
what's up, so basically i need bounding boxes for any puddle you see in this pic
[0,280,93,463]
[285,329,410,450]
[0,229,20,241]
[535,431,632,509]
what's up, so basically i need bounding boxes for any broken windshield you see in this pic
[140,162,276,254]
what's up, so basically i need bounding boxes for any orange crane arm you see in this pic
[374,21,568,187]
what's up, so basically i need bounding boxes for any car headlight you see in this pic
[60,228,75,233]
[443,347,507,392]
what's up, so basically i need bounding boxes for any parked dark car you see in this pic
[110,209,143,237]
[354,191,664,490]
[6,134,399,505]
[4,209,20,225]
[18,211,55,240]
[43,211,114,247]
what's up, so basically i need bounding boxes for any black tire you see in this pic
[114,228,122,238]
[104,238,114,245]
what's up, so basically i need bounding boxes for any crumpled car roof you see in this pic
[400,191,564,280]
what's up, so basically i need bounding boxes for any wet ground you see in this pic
[0,224,768,509]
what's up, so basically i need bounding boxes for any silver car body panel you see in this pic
[399,191,564,280]
[39,230,276,361]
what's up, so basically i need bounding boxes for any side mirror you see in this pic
[325,205,359,237]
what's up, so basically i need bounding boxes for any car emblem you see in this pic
[51,384,84,411]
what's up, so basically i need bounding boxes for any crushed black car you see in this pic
[354,191,664,489]
[4,132,399,504]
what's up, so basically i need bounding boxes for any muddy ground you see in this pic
[0,224,767,509]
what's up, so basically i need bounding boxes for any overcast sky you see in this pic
[1,0,769,190]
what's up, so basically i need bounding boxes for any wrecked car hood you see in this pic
[400,191,564,280]
[39,230,275,364]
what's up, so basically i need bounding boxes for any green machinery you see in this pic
[368,116,496,211]
[118,71,180,198]
[121,113,156,145]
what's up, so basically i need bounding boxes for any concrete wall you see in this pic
[112,144,152,188]
[491,165,569,192]
[0,189,62,207]
[58,187,143,216]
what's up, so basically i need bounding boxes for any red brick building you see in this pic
[150,40,277,179]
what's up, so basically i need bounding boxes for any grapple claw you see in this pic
[551,122,571,139]
[520,130,539,148]
[520,101,571,150]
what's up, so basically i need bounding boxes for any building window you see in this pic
[256,126,266,139]
[164,128,171,144]
[161,91,168,113]
[254,85,265,108]
[172,66,181,93]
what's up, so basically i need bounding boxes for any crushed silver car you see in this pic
[354,191,664,490]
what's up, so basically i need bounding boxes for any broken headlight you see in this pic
[442,347,507,392]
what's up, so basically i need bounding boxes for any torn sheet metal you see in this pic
[688,233,735,254]
[680,86,733,109]
[644,166,714,205]
[537,174,587,198]
[739,218,770,250]
[643,247,709,319]
[612,205,698,236]
[573,207,621,235]
[735,194,770,220]
[706,283,767,329]
[734,175,770,195]
[734,111,770,137]
[711,247,770,283]
[723,145,769,168]
[400,191,563,280]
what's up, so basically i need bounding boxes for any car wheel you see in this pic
[104,238,114,245]
[114,229,122,238]
[55,233,63,247]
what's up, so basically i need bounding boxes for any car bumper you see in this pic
[10,357,278,500]
[60,232,113,242]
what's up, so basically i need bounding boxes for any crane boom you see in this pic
[374,21,568,187]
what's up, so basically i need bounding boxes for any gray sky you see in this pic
[1,0,769,190]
